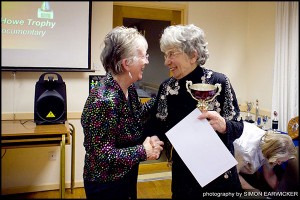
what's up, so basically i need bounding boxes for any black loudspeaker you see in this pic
[34,72,67,125]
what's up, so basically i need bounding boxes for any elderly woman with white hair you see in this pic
[143,24,244,199]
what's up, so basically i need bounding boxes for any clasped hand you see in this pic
[143,135,164,160]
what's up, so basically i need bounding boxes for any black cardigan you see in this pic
[144,66,244,197]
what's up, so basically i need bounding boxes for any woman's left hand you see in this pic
[198,110,226,134]
[149,135,164,149]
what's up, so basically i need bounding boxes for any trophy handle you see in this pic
[206,83,222,102]
[186,80,199,101]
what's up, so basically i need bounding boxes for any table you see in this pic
[1,120,75,198]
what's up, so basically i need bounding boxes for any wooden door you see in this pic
[113,3,185,102]
[113,5,182,27]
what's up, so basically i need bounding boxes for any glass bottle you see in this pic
[272,111,279,132]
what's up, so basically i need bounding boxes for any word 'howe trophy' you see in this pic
[186,81,222,111]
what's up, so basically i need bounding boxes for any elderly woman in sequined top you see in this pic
[81,26,164,199]
[143,24,244,199]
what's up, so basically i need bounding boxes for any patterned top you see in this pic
[81,72,155,183]
[144,66,244,194]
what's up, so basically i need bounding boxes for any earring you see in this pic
[129,72,132,79]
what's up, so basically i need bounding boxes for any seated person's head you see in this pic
[261,130,297,167]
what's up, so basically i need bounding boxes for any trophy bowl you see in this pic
[186,81,222,111]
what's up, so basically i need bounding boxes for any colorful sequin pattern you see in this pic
[81,73,155,183]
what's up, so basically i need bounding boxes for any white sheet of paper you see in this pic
[165,108,238,187]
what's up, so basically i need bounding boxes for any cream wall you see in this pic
[1,2,276,194]
[188,2,249,108]
[246,2,276,110]
[187,2,276,111]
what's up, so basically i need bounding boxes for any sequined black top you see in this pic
[81,73,155,183]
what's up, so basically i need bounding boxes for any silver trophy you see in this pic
[245,101,254,122]
[186,81,222,111]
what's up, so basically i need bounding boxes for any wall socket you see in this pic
[48,151,57,161]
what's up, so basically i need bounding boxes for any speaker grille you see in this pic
[36,90,65,123]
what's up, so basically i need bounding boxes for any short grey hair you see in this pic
[160,24,209,65]
[100,26,148,75]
